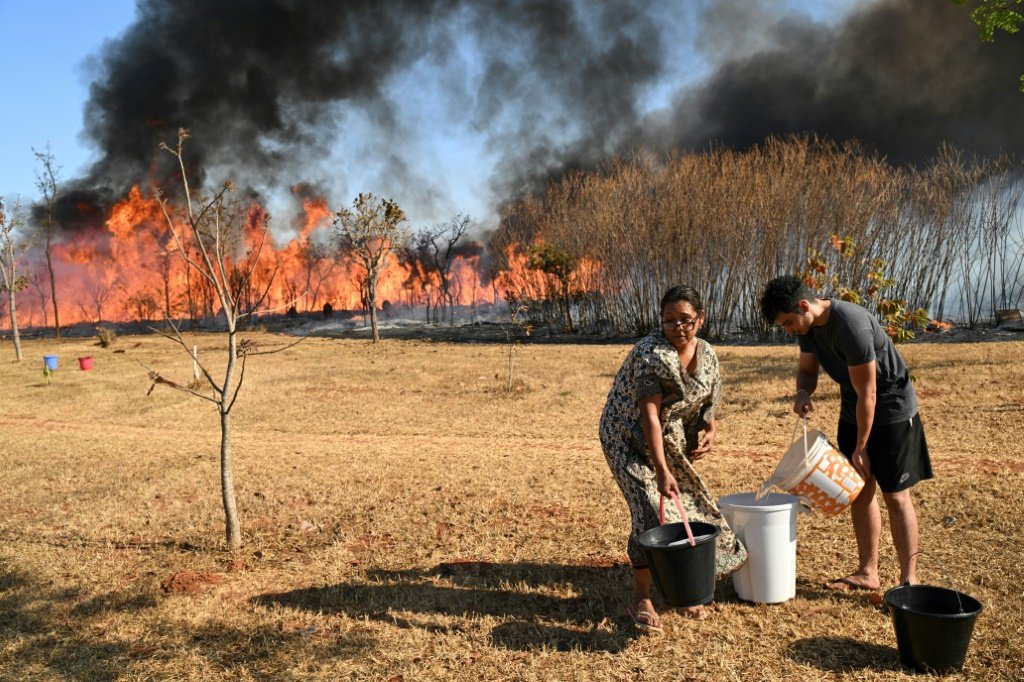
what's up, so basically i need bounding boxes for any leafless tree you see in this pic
[80,280,115,323]
[0,198,28,361]
[33,146,62,338]
[333,193,408,342]
[419,214,472,325]
[300,237,338,312]
[146,129,298,551]
[28,270,50,329]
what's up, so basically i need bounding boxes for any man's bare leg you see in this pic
[883,488,919,585]
[826,477,882,591]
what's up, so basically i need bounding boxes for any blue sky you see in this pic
[0,0,861,230]
[0,1,139,201]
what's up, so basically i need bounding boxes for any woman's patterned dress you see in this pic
[599,332,747,575]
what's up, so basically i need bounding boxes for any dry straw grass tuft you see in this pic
[1,333,1022,680]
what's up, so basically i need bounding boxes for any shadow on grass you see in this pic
[785,636,900,672]
[255,561,645,653]
[0,563,133,680]
[0,562,378,679]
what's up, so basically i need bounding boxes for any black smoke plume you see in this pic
[66,0,1024,229]
[645,0,1024,165]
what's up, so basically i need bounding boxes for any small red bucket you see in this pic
[78,356,94,371]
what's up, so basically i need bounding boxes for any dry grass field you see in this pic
[1,332,1022,681]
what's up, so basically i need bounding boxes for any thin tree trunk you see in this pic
[220,407,241,550]
[507,344,516,392]
[45,243,61,339]
[368,274,380,343]
[8,288,22,361]
[221,329,241,550]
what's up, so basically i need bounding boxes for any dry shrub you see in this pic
[494,137,1024,337]
[96,326,117,347]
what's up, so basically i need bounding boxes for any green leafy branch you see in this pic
[953,0,1024,92]
[801,234,930,343]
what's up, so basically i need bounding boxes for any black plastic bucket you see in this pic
[884,584,983,673]
[637,521,720,607]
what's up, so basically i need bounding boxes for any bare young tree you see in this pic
[80,280,115,323]
[146,129,295,551]
[33,146,62,338]
[299,237,338,312]
[0,198,28,361]
[333,193,408,342]
[421,214,472,325]
[28,270,50,328]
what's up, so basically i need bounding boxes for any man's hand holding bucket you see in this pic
[794,389,814,417]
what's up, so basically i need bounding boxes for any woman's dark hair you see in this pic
[759,275,816,321]
[660,285,704,314]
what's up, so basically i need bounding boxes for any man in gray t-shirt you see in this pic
[761,276,933,592]
[796,299,918,427]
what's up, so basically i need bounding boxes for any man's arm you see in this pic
[848,360,877,478]
[794,351,819,415]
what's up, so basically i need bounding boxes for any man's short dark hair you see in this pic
[760,275,817,321]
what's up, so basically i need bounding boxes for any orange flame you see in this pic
[6,186,581,329]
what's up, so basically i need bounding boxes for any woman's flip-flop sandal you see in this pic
[626,606,664,633]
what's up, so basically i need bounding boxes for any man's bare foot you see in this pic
[824,574,881,592]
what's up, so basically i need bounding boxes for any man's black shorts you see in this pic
[837,414,933,493]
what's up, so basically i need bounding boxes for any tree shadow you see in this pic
[180,621,377,671]
[254,561,645,652]
[785,636,901,672]
[70,589,159,617]
[0,565,136,680]
[0,562,377,679]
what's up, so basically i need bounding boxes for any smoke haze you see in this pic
[69,0,1024,227]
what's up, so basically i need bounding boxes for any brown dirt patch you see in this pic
[160,570,225,594]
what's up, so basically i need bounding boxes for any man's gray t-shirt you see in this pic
[797,299,918,425]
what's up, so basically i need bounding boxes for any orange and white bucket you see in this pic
[765,419,864,517]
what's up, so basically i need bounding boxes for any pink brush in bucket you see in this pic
[659,491,696,546]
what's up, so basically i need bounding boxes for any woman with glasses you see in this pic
[599,285,746,632]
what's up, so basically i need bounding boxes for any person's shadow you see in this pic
[254,561,645,652]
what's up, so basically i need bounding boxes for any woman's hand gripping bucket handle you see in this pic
[658,491,696,546]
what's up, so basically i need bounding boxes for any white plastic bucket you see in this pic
[767,423,864,517]
[719,492,803,604]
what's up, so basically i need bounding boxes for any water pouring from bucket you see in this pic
[757,417,865,516]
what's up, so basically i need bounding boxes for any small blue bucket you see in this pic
[43,355,58,371]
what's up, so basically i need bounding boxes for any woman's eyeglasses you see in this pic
[661,318,698,331]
